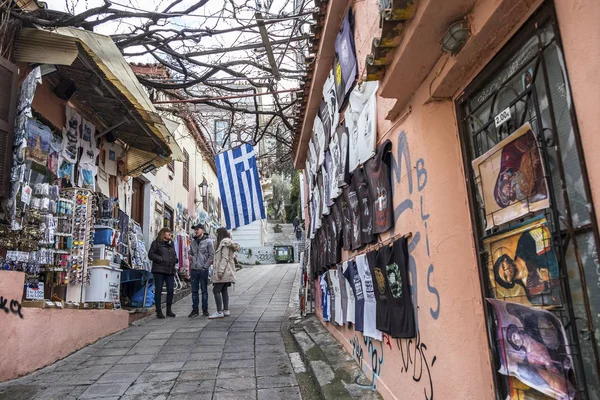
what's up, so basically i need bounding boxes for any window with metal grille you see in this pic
[168,160,175,172]
[456,4,600,399]
[183,149,189,191]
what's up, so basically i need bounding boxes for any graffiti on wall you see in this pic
[351,335,384,390]
[1,295,24,319]
[396,332,436,400]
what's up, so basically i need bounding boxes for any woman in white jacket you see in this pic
[209,227,240,319]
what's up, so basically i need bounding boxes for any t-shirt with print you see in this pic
[333,8,357,110]
[337,263,348,325]
[343,259,364,332]
[104,141,123,176]
[336,125,350,188]
[330,200,343,264]
[345,180,362,250]
[319,98,332,146]
[328,269,343,326]
[329,133,343,200]
[377,237,415,338]
[339,192,352,251]
[325,270,336,324]
[324,151,335,208]
[365,139,394,234]
[356,254,382,341]
[352,167,375,245]
[320,273,330,322]
[367,248,389,334]
[342,261,355,325]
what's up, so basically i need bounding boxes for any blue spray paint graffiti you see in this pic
[351,335,384,390]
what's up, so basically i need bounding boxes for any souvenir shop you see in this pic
[0,26,178,381]
[300,1,600,399]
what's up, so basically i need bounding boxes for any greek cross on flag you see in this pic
[216,143,266,229]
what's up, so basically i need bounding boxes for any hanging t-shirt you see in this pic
[325,270,336,324]
[63,107,81,163]
[377,238,415,338]
[48,131,63,176]
[313,184,322,231]
[336,125,350,188]
[329,133,343,200]
[334,8,358,110]
[313,115,326,168]
[104,141,123,176]
[356,254,382,341]
[342,261,355,325]
[308,140,318,177]
[339,192,352,251]
[337,263,348,325]
[319,99,332,146]
[367,249,389,334]
[328,269,343,326]
[365,139,394,234]
[352,167,375,245]
[323,70,340,134]
[344,259,364,332]
[348,82,378,172]
[345,183,362,250]
[330,200,343,264]
[324,151,334,208]
[320,273,331,322]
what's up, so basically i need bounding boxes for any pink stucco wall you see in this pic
[308,0,600,399]
[0,271,129,382]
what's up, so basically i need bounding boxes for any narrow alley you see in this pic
[0,264,305,400]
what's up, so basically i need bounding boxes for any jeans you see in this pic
[213,283,229,312]
[153,273,174,311]
[191,269,209,312]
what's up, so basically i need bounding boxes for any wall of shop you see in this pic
[143,114,221,244]
[308,1,600,399]
[0,271,129,382]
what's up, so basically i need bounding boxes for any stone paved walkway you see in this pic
[0,264,301,400]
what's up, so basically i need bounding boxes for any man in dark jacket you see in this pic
[189,223,214,317]
[148,228,179,319]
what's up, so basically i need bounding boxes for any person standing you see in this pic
[209,227,240,319]
[148,228,178,319]
[189,223,214,317]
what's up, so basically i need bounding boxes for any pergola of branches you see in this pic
[1,0,314,175]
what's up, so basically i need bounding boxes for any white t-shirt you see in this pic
[348,81,378,172]
[329,269,343,326]
[342,261,355,325]
[356,254,382,341]
[104,142,123,176]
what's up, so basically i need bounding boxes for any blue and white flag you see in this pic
[216,143,266,229]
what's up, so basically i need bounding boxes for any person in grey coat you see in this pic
[188,223,214,317]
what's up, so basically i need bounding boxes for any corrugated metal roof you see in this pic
[14,27,184,163]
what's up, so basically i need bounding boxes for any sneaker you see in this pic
[208,311,224,319]
[188,310,199,318]
[223,310,231,316]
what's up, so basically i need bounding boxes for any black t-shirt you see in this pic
[345,182,362,250]
[319,98,332,146]
[367,249,389,334]
[339,193,352,251]
[365,139,394,234]
[343,259,364,332]
[352,167,375,245]
[377,237,415,338]
[331,200,343,264]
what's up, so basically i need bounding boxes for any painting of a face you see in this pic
[499,258,517,285]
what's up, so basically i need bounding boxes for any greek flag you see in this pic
[216,143,266,229]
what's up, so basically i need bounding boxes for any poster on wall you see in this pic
[348,81,378,172]
[487,299,575,400]
[472,123,549,229]
[483,216,562,307]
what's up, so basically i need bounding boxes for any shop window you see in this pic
[457,4,600,399]
[183,149,189,191]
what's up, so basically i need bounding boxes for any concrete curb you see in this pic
[290,315,382,400]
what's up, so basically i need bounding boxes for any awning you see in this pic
[14,27,184,163]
